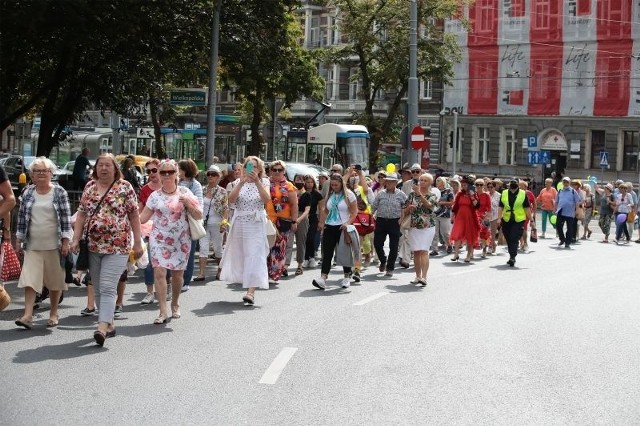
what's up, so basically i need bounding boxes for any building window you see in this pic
[349,67,360,100]
[590,130,606,169]
[420,80,433,100]
[502,128,517,165]
[477,0,496,33]
[622,130,640,171]
[532,0,550,30]
[475,126,490,164]
[446,127,463,164]
[326,68,335,100]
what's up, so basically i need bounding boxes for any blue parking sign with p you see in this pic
[528,136,537,148]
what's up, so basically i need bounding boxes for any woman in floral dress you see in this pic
[71,154,143,346]
[402,173,437,286]
[140,159,202,324]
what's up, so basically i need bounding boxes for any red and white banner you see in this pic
[444,0,639,117]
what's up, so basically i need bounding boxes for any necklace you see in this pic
[162,187,177,195]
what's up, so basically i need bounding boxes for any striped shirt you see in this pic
[371,189,407,219]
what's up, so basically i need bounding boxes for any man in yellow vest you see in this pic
[498,179,534,267]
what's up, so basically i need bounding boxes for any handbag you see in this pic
[529,227,538,243]
[276,218,293,233]
[188,213,207,240]
[266,219,277,247]
[400,215,412,230]
[354,213,375,236]
[576,205,585,220]
[1,241,22,282]
[0,284,10,311]
[76,179,116,271]
[627,210,636,223]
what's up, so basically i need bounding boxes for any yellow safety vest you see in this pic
[501,189,526,222]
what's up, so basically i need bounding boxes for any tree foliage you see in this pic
[322,0,462,170]
[0,0,213,157]
[219,0,325,156]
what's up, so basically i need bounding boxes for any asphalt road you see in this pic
[1,229,639,425]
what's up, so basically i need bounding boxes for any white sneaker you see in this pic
[302,259,309,268]
[312,277,326,290]
[385,270,394,277]
[410,277,420,284]
[141,293,155,304]
[341,278,351,288]
[308,258,318,268]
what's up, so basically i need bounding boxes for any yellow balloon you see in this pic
[386,163,396,173]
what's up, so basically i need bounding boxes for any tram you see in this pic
[284,123,369,170]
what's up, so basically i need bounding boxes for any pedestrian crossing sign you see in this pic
[599,151,609,167]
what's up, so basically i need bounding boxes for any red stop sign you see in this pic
[410,125,426,150]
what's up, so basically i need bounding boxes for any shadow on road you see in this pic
[384,284,424,293]
[297,288,350,297]
[192,301,262,317]
[12,338,109,363]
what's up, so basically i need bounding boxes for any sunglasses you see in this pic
[331,169,340,173]
[271,168,284,173]
[206,172,219,177]
[411,170,421,174]
[476,183,484,186]
[159,170,177,176]
[145,168,158,174]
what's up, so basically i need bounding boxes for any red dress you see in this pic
[476,191,492,242]
[449,191,479,245]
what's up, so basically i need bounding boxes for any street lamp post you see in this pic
[407,0,419,165]
[205,0,223,167]
[452,110,458,176]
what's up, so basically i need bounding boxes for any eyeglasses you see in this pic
[206,172,219,177]
[331,169,340,173]
[159,170,177,176]
[271,168,284,173]
[32,169,50,174]
[145,168,158,174]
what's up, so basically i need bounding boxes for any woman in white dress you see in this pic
[219,156,271,305]
[140,159,203,324]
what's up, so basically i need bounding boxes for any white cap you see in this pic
[410,163,421,171]
[207,165,221,174]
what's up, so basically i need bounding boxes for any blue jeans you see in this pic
[182,240,196,287]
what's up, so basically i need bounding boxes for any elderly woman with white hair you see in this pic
[402,173,437,286]
[14,157,72,329]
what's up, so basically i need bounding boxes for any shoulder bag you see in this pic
[76,180,116,271]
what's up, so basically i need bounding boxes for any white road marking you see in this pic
[450,268,483,276]
[259,347,298,385]
[353,291,389,306]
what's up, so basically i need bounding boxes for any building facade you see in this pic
[443,0,640,183]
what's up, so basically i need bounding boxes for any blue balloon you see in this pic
[616,214,627,225]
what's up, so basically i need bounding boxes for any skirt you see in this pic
[408,227,436,252]
[18,249,67,293]
[220,217,269,289]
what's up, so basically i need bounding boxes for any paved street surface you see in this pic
[1,230,639,425]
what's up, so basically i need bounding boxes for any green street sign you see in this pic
[170,89,207,106]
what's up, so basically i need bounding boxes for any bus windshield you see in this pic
[336,134,369,169]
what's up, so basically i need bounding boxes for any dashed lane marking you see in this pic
[259,347,298,385]
[353,291,389,306]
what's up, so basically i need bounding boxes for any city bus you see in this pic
[284,123,369,170]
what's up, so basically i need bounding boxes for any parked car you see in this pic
[52,160,95,189]
[2,155,36,190]
[272,161,329,185]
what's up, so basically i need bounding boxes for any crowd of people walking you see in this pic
[2,154,638,347]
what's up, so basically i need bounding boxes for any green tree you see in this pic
[322,0,462,171]
[219,0,324,156]
[0,0,214,157]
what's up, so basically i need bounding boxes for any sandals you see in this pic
[193,276,205,282]
[171,305,181,319]
[295,267,303,276]
[15,318,33,330]
[47,316,59,328]
[242,293,255,305]
[154,313,168,324]
[93,330,106,346]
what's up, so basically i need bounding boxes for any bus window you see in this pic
[296,145,305,163]
[322,146,333,168]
